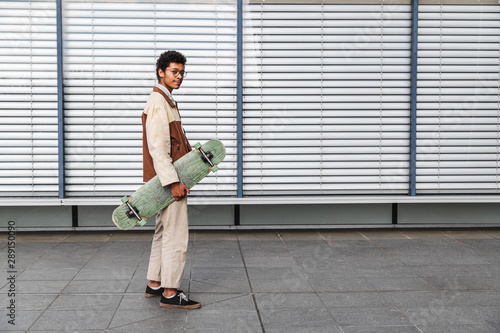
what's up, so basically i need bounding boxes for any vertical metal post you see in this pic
[56,0,65,199]
[237,0,243,198]
[409,0,418,196]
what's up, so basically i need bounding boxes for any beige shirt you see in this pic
[143,92,182,187]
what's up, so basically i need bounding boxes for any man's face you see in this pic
[158,62,185,92]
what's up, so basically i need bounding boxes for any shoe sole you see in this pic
[145,293,161,298]
[160,303,201,309]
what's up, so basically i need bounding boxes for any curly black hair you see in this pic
[155,50,187,81]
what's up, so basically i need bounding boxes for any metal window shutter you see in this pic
[63,0,237,197]
[417,3,500,193]
[0,0,59,197]
[243,1,412,195]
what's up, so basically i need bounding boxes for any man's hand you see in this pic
[171,182,190,201]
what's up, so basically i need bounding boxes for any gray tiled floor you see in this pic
[1,228,500,332]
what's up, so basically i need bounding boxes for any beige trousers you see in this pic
[146,196,189,288]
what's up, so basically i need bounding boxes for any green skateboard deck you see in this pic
[112,139,226,230]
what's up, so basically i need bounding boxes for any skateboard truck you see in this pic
[194,142,219,172]
[121,196,147,226]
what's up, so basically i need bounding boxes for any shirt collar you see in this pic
[155,83,175,104]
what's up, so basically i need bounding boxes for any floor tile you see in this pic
[354,265,417,278]
[319,292,390,308]
[328,240,377,249]
[255,292,325,310]
[62,279,130,294]
[452,291,500,306]
[84,257,143,269]
[74,267,137,281]
[365,277,436,291]
[470,306,500,329]
[259,307,338,330]
[417,324,499,333]
[16,233,69,243]
[0,280,67,294]
[2,294,57,312]
[240,242,289,257]
[191,256,244,268]
[401,306,486,326]
[251,277,313,293]
[343,257,402,269]
[17,268,80,281]
[186,309,262,332]
[266,327,343,333]
[244,256,298,268]
[383,291,461,308]
[118,293,183,312]
[61,232,112,242]
[483,229,500,239]
[190,278,251,293]
[108,309,186,331]
[284,242,338,258]
[341,326,421,333]
[30,310,115,330]
[194,230,237,241]
[0,310,43,331]
[246,266,303,280]
[302,263,359,279]
[47,294,123,311]
[360,230,408,240]
[319,230,366,241]
[443,230,494,239]
[399,230,449,239]
[423,275,495,290]
[392,254,448,266]
[410,264,479,278]
[188,293,255,310]
[279,231,323,241]
[308,277,375,292]
[330,307,410,327]
[108,232,153,242]
[236,231,280,241]
[191,267,248,280]
[193,240,241,258]
[29,256,91,270]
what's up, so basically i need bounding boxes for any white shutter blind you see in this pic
[417,3,500,193]
[0,0,59,197]
[63,0,237,197]
[243,0,411,195]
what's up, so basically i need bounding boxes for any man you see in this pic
[142,50,200,309]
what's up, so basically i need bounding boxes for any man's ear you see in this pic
[158,68,165,80]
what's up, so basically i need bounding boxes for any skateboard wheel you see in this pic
[121,196,129,203]
[139,219,147,227]
[194,142,201,149]
[211,165,219,172]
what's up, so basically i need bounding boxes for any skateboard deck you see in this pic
[112,139,225,230]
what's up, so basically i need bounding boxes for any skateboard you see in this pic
[112,139,226,230]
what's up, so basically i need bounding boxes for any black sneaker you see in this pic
[160,290,201,309]
[145,285,164,298]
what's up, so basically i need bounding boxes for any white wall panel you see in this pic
[63,0,238,197]
[0,0,59,197]
[243,0,412,195]
[417,3,500,193]
[2,0,500,202]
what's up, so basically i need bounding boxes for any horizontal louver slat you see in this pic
[416,4,500,194]
[242,1,411,195]
[63,0,237,197]
[0,0,59,197]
